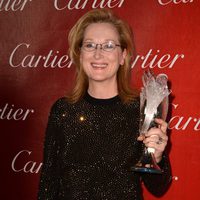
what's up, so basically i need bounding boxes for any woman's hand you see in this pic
[137,118,168,163]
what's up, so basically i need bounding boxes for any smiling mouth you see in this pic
[91,63,108,68]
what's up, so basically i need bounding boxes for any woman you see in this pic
[38,9,171,200]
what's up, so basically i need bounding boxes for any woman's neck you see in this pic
[87,80,118,99]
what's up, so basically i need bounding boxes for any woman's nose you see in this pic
[93,47,103,59]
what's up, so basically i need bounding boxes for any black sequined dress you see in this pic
[38,93,171,200]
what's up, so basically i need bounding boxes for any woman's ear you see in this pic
[120,49,127,65]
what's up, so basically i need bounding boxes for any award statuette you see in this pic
[131,71,170,174]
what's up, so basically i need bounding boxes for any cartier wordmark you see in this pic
[9,43,184,69]
[0,0,32,12]
[54,0,125,10]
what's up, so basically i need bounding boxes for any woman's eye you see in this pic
[104,44,114,49]
[85,43,94,48]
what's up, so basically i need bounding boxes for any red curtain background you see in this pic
[0,0,199,199]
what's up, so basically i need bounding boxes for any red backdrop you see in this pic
[0,0,200,199]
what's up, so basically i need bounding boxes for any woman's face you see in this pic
[80,22,127,86]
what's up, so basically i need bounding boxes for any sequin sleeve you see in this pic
[142,153,172,196]
[37,99,62,200]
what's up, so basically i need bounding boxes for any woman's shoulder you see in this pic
[48,97,72,117]
[47,97,73,127]
[51,97,69,109]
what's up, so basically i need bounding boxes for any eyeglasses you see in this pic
[81,41,121,52]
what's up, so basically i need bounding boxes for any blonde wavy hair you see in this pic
[67,8,138,103]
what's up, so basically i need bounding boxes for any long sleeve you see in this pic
[37,101,61,200]
[37,95,171,199]
[142,153,172,197]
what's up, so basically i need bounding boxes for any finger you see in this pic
[145,127,166,138]
[143,134,159,144]
[144,134,168,145]
[146,141,166,152]
[137,135,145,141]
[154,118,168,133]
[145,135,168,148]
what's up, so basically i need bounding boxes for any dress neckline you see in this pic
[84,92,120,105]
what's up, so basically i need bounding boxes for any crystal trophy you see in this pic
[131,71,170,174]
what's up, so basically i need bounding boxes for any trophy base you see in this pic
[131,165,162,174]
[131,150,162,174]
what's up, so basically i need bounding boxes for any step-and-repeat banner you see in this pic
[0,0,199,199]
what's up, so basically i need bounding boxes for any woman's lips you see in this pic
[91,63,108,68]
